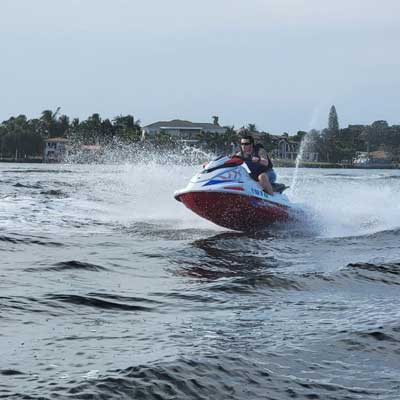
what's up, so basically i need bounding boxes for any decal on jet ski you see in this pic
[203,179,236,186]
[203,170,243,186]
[218,170,242,181]
[251,188,270,198]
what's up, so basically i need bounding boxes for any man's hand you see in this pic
[258,149,269,167]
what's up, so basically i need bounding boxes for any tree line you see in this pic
[1,106,400,162]
[253,106,400,163]
[298,106,400,163]
[0,109,142,159]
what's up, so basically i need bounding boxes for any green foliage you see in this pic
[0,115,43,158]
[299,117,400,163]
[154,131,174,146]
[113,115,141,142]
[292,131,307,143]
[196,126,238,154]
[328,105,339,133]
[247,123,257,132]
[0,109,143,159]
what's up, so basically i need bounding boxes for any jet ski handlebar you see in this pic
[227,155,244,164]
[202,155,244,174]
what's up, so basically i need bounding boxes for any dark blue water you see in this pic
[1,162,400,399]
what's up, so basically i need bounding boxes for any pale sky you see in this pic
[1,0,399,133]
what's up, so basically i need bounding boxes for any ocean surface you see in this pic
[1,159,400,400]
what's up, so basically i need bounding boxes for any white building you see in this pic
[43,138,69,163]
[271,136,299,160]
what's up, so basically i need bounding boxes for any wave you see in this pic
[172,255,400,296]
[344,262,400,286]
[0,369,25,376]
[1,292,159,316]
[24,261,108,272]
[0,296,60,316]
[30,355,388,400]
[338,324,400,357]
[13,182,42,189]
[118,222,218,241]
[361,227,400,239]
[0,234,63,247]
[2,169,74,174]
[45,293,156,312]
[40,189,67,197]
[85,292,162,305]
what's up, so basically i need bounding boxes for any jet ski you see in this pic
[174,155,302,232]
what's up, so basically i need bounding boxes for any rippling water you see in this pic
[1,161,400,399]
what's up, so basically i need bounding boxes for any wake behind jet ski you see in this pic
[174,155,302,232]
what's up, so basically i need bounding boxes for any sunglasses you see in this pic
[241,142,252,146]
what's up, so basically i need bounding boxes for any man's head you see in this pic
[240,135,254,154]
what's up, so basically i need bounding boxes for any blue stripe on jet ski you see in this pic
[203,180,236,186]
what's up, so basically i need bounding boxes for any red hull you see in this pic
[176,191,289,231]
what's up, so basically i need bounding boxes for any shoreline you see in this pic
[273,160,399,169]
[0,158,399,169]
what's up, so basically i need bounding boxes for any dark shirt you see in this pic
[239,144,273,180]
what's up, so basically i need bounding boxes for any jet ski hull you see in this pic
[176,191,289,231]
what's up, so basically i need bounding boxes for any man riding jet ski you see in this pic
[174,139,299,231]
[237,135,276,195]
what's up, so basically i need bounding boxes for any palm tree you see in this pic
[113,115,142,141]
[40,107,60,138]
[247,123,257,132]
[58,115,70,137]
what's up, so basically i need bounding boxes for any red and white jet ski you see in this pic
[174,155,302,231]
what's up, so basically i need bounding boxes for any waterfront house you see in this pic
[269,135,318,161]
[142,117,227,142]
[43,138,70,163]
[43,139,103,163]
[270,135,300,160]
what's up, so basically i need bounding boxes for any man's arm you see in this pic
[257,148,270,167]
